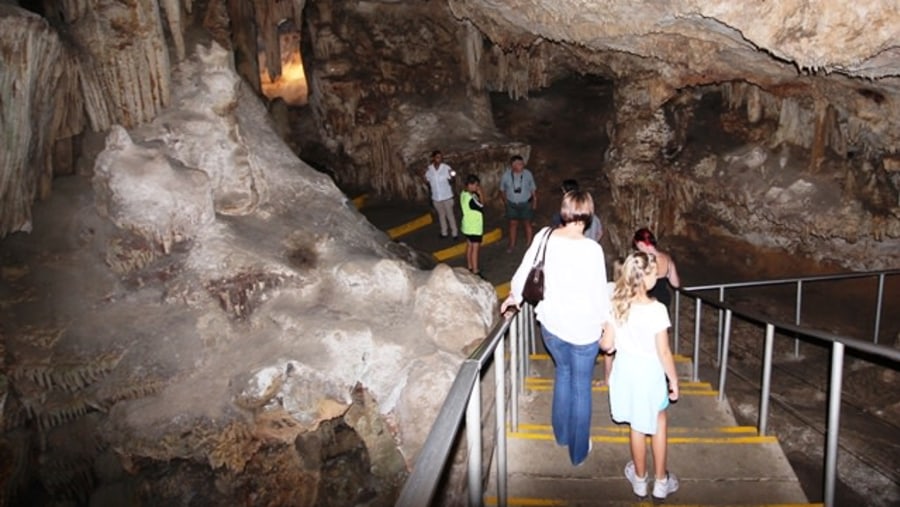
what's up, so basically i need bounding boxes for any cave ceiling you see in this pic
[449,0,900,94]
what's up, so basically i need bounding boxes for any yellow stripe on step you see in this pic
[508,432,777,444]
[525,378,712,390]
[484,497,565,507]
[632,504,824,507]
[495,282,511,300]
[433,227,502,261]
[514,423,758,435]
[386,213,433,239]
[529,353,691,363]
[525,384,717,395]
[351,194,367,209]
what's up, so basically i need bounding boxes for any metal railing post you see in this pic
[716,287,725,366]
[493,338,507,507]
[717,309,732,402]
[527,303,536,356]
[693,298,702,382]
[794,280,802,357]
[824,341,845,507]
[525,304,534,377]
[873,273,885,344]
[465,379,482,507]
[673,291,681,355]
[759,323,775,435]
[509,312,519,432]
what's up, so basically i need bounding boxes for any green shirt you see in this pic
[460,191,483,235]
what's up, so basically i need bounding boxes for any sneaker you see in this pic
[653,471,679,499]
[624,461,648,497]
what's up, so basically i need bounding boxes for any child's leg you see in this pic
[629,427,648,478]
[650,410,668,479]
[604,353,614,384]
[466,242,474,271]
[471,242,480,273]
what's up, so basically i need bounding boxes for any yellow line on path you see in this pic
[525,378,712,389]
[529,353,691,363]
[495,282,511,300]
[386,213,433,239]
[508,432,777,444]
[487,499,822,507]
[351,194,367,209]
[525,385,717,395]
[484,497,565,506]
[432,227,502,261]
[514,424,759,435]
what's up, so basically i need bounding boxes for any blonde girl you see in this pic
[600,252,680,500]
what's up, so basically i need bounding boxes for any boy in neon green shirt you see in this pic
[460,174,485,277]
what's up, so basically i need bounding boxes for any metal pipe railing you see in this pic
[758,323,775,436]
[397,306,535,507]
[674,268,899,507]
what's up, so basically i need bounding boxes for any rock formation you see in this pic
[2,0,900,504]
[0,40,497,505]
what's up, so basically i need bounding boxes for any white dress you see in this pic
[608,301,671,434]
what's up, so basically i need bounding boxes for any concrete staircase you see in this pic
[486,354,821,506]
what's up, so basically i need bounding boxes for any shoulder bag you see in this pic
[521,228,553,306]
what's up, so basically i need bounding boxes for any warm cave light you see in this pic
[260,29,308,106]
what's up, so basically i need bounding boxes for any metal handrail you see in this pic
[673,268,899,507]
[396,307,534,507]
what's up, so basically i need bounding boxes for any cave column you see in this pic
[604,79,680,249]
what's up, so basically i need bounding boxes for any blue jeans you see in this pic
[542,325,599,465]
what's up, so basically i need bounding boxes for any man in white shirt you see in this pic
[424,150,458,239]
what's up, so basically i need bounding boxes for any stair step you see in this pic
[524,382,716,396]
[526,354,696,382]
[488,437,808,504]
[517,387,741,430]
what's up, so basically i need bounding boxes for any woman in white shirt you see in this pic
[501,190,610,466]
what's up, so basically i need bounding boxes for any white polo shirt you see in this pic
[425,163,454,201]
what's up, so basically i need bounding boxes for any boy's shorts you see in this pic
[505,200,534,220]
[465,234,483,244]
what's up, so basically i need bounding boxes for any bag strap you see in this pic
[532,227,554,267]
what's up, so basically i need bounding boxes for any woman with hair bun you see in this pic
[632,228,680,309]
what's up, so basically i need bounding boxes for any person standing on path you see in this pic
[460,174,485,277]
[498,155,537,252]
[501,190,609,466]
[424,150,458,239]
[600,252,680,500]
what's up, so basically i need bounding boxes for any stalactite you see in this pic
[226,0,261,91]
[773,98,814,149]
[60,0,171,130]
[0,7,65,236]
[464,20,484,90]
[160,0,186,61]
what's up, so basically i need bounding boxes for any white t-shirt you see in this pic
[425,163,454,201]
[510,227,610,345]
[612,302,670,362]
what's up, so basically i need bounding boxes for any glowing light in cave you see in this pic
[259,30,308,106]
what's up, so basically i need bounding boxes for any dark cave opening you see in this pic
[489,73,615,196]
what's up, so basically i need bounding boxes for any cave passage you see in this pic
[490,74,614,198]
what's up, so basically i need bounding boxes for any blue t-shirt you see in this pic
[500,168,536,203]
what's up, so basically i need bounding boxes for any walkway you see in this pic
[487,354,818,506]
[358,196,821,506]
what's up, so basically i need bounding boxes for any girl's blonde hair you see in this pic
[611,252,657,324]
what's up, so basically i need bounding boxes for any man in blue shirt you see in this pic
[498,155,538,252]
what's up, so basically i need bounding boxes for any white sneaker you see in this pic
[653,471,680,499]
[624,461,648,497]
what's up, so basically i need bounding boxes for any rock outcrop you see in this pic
[0,42,497,506]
